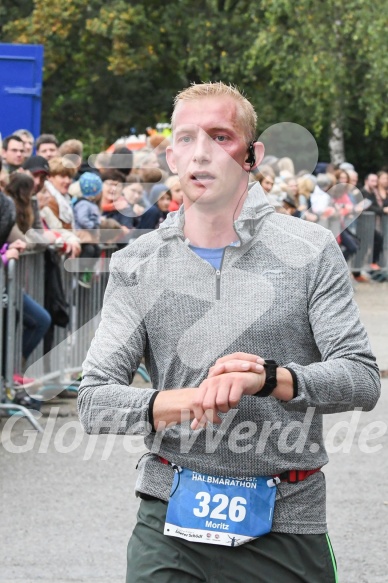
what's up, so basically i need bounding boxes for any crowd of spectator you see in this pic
[254,158,388,277]
[1,129,387,408]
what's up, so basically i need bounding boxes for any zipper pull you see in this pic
[215,269,221,300]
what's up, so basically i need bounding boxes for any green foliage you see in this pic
[246,0,388,165]
[2,0,388,170]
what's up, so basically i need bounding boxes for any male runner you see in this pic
[78,82,380,582]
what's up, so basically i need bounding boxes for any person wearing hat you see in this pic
[137,183,172,232]
[21,155,50,194]
[73,172,103,287]
[282,195,302,218]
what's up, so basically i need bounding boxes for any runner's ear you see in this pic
[245,143,256,168]
[166,146,177,174]
[243,142,264,172]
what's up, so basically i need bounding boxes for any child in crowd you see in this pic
[165,175,183,212]
[137,184,171,231]
[73,172,103,287]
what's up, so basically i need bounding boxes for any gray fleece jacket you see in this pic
[78,182,380,534]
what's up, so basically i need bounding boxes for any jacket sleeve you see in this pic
[6,224,26,244]
[77,252,156,435]
[25,199,51,248]
[282,230,380,414]
[365,193,384,216]
[46,196,60,220]
[6,224,44,252]
[74,201,97,230]
[40,207,81,244]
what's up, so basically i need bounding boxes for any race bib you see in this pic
[164,468,277,547]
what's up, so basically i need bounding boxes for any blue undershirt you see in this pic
[189,241,240,270]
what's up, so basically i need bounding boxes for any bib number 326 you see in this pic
[194,492,247,522]
[164,468,276,547]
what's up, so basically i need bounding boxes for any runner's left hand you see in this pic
[207,352,265,378]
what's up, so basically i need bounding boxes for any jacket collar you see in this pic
[158,181,274,245]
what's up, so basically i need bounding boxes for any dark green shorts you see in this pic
[126,499,339,583]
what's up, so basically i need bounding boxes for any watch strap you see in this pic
[255,359,278,397]
[283,366,298,399]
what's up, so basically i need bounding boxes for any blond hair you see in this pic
[58,139,83,157]
[49,156,77,178]
[165,175,180,190]
[171,82,257,144]
[297,176,315,197]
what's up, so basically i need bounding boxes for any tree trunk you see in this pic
[329,118,346,165]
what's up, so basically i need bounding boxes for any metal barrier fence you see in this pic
[47,246,116,383]
[16,246,117,385]
[318,212,388,271]
[349,212,375,271]
[9,250,45,384]
[0,246,117,430]
[1,257,43,430]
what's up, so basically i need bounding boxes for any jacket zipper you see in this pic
[215,269,221,300]
[214,235,243,300]
[215,247,228,300]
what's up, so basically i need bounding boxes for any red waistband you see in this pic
[158,457,321,484]
[273,468,321,483]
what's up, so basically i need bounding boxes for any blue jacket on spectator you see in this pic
[73,199,101,230]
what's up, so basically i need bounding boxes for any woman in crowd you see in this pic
[38,157,81,258]
[99,169,126,212]
[335,168,351,186]
[38,187,81,257]
[100,169,131,228]
[4,173,59,248]
[255,165,275,194]
[32,157,81,257]
[45,157,77,230]
[296,175,315,211]
[4,174,52,367]
[0,191,35,406]
[294,175,318,222]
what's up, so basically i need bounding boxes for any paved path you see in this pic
[0,281,387,583]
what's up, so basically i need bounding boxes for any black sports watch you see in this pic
[255,359,278,397]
